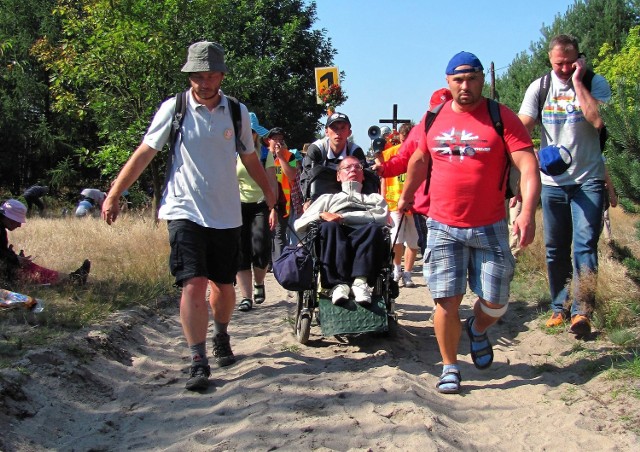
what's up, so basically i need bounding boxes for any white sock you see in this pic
[394,264,402,273]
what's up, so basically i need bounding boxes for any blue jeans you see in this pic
[541,180,604,316]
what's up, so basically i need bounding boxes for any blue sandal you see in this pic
[465,316,494,369]
[436,369,462,394]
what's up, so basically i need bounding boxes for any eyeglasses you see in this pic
[339,164,363,172]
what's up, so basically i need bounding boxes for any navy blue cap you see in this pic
[326,112,351,128]
[446,51,484,75]
[539,145,573,176]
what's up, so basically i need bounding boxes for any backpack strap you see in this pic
[487,98,515,194]
[163,90,188,193]
[537,72,552,121]
[421,102,446,195]
[424,102,445,135]
[225,95,245,152]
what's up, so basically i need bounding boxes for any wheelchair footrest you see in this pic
[317,294,388,336]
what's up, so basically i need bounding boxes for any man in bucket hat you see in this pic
[0,199,90,285]
[102,41,276,391]
[519,34,612,337]
[398,51,540,394]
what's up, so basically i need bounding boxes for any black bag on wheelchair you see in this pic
[273,244,313,291]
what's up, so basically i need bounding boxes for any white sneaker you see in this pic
[351,280,372,305]
[402,271,416,288]
[393,269,402,282]
[331,284,350,305]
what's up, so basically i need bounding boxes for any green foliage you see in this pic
[29,0,335,192]
[596,25,640,106]
[494,0,639,114]
[47,156,78,189]
[601,82,640,202]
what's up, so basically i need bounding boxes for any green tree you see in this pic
[0,0,82,195]
[32,0,335,212]
[595,25,640,102]
[600,82,640,202]
[494,0,638,113]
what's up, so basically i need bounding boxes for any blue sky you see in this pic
[312,0,577,145]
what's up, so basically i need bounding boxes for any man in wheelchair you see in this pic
[294,156,389,306]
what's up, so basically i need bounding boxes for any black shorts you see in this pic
[167,219,241,286]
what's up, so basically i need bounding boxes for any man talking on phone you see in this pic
[518,34,611,337]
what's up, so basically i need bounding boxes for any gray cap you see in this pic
[181,41,228,73]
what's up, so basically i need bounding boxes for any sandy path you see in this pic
[2,271,638,451]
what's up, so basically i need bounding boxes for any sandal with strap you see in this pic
[436,369,462,394]
[238,298,253,312]
[253,284,266,305]
[465,316,494,370]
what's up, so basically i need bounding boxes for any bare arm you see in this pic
[102,143,158,224]
[274,144,298,182]
[510,147,541,248]
[572,57,605,129]
[266,166,278,229]
[239,151,276,210]
[518,114,537,135]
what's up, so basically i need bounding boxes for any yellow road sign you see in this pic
[315,66,339,104]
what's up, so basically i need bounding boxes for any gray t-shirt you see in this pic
[143,89,254,229]
[519,71,611,186]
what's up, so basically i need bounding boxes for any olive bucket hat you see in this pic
[181,41,228,73]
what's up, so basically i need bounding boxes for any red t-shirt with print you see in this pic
[418,100,532,227]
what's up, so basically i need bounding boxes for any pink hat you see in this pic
[429,88,453,110]
[1,199,27,223]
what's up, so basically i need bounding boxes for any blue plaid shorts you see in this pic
[423,218,515,305]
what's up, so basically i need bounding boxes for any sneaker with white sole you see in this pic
[331,284,350,305]
[402,271,415,288]
[351,280,372,305]
[393,269,402,283]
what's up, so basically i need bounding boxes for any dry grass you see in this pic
[1,211,177,360]
[515,206,640,342]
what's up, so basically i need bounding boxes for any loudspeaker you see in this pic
[372,137,386,153]
[368,125,381,140]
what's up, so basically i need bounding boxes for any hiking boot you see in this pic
[402,271,416,288]
[185,363,211,391]
[351,280,372,305]
[330,284,350,305]
[569,315,591,336]
[545,311,565,328]
[68,259,91,286]
[212,333,236,367]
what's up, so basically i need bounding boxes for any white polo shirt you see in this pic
[143,89,254,228]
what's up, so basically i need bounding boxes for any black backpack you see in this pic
[163,90,242,191]
[537,69,608,152]
[424,98,519,199]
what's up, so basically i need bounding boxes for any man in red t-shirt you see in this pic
[398,51,540,394]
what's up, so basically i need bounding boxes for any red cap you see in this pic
[429,88,452,111]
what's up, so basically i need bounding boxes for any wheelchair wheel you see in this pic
[296,312,312,344]
[295,288,315,344]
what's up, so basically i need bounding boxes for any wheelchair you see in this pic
[292,211,399,345]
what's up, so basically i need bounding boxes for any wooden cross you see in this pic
[379,104,411,131]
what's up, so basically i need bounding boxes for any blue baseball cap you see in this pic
[446,51,484,75]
